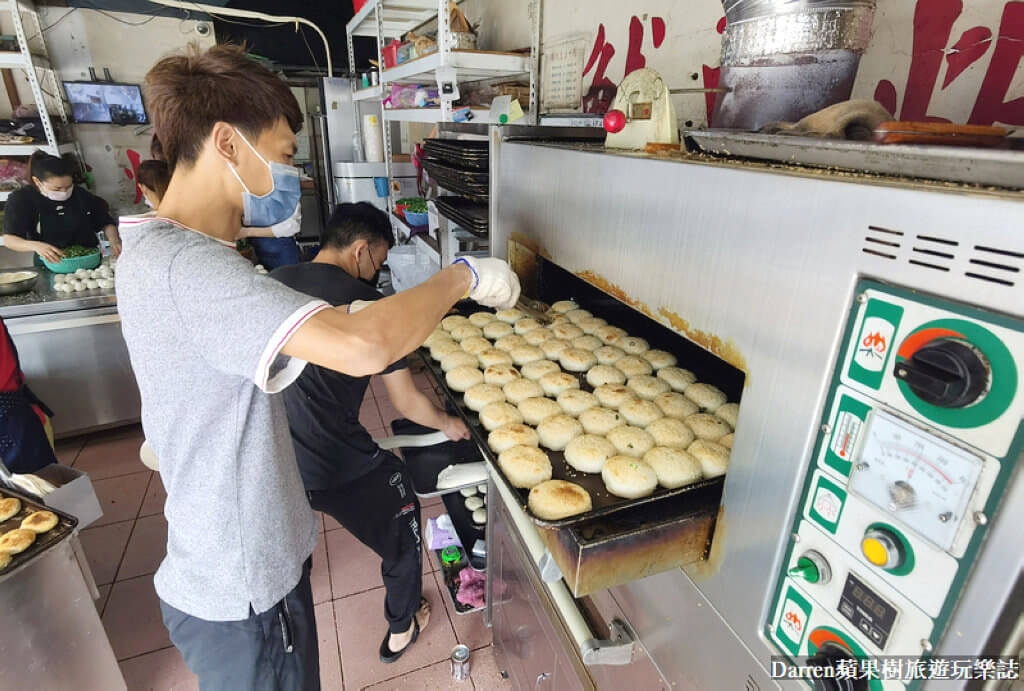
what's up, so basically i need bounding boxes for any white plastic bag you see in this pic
[388,244,439,293]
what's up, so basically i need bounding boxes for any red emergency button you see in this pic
[603,109,626,133]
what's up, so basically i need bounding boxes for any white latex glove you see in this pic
[271,206,302,238]
[454,257,521,310]
[348,299,374,313]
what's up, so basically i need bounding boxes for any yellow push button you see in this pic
[861,528,903,570]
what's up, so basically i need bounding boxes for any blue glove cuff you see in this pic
[453,257,479,295]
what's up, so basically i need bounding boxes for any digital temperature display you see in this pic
[838,573,898,650]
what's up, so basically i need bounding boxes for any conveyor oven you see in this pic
[484,139,1024,690]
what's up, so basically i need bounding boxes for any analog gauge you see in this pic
[848,410,983,552]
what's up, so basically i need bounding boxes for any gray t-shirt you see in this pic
[116,217,330,621]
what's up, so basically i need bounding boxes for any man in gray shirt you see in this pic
[117,45,519,691]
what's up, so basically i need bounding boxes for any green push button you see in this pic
[788,557,821,584]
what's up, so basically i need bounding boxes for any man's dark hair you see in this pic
[145,43,302,171]
[322,202,395,251]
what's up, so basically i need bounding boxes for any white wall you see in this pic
[460,0,1023,128]
[23,8,215,214]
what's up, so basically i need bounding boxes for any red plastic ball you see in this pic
[603,109,626,133]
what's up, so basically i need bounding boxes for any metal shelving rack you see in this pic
[345,0,541,233]
[0,0,81,200]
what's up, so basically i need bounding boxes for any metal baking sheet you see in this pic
[417,334,726,530]
[0,487,79,581]
[685,129,1024,190]
[394,418,484,498]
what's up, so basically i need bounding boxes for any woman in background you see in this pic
[137,159,170,211]
[2,151,119,262]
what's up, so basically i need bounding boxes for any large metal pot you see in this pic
[0,270,39,296]
[714,0,877,130]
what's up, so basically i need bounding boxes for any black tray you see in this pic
[442,489,486,571]
[416,333,725,529]
[434,547,485,614]
[422,160,489,202]
[394,418,483,498]
[435,196,488,237]
[0,485,79,579]
[423,139,489,171]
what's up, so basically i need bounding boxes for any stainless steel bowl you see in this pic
[0,270,39,296]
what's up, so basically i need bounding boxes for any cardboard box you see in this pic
[35,464,103,529]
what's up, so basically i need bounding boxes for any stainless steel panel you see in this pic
[0,536,126,690]
[491,493,591,691]
[334,161,416,178]
[492,141,1024,686]
[321,77,356,164]
[9,306,141,437]
[687,130,1024,189]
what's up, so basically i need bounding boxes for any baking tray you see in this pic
[442,489,486,571]
[434,196,488,237]
[433,547,485,614]
[423,139,489,172]
[684,129,1024,190]
[421,160,489,202]
[416,314,726,529]
[394,418,484,498]
[0,486,79,580]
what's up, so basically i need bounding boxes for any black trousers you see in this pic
[307,452,423,634]
[160,558,319,691]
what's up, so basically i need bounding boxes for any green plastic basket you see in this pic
[43,251,102,274]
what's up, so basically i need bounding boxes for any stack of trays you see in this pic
[422,139,490,204]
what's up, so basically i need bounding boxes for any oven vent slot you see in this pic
[966,244,1021,287]
[909,233,957,273]
[744,674,760,691]
[862,225,902,260]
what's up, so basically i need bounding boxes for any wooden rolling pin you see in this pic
[873,121,1009,148]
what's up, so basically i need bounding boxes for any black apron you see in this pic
[0,322,56,474]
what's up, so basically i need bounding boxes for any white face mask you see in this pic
[39,184,72,202]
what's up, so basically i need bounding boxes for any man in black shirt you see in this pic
[271,202,469,663]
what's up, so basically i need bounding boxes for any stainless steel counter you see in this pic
[0,268,117,319]
[0,266,140,437]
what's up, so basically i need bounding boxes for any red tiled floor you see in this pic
[324,512,343,532]
[102,575,172,660]
[433,570,492,651]
[95,583,112,616]
[359,400,383,430]
[73,425,147,480]
[54,435,85,466]
[314,601,344,691]
[90,471,151,527]
[310,539,331,605]
[139,473,166,517]
[370,374,389,398]
[79,520,133,586]
[377,401,401,428]
[325,527,383,599]
[468,645,514,690]
[119,645,197,691]
[333,576,457,690]
[118,514,168,581]
[363,658,468,690]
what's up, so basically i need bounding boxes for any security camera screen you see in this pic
[63,82,148,125]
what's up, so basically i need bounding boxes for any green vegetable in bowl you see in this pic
[61,245,99,258]
[395,197,427,213]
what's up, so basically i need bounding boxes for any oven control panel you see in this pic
[766,280,1024,690]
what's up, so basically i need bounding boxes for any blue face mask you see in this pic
[228,128,301,228]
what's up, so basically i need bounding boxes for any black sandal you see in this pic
[379,616,420,664]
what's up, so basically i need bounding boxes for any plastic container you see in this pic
[404,210,429,227]
[43,251,102,274]
[362,114,384,162]
[382,40,400,69]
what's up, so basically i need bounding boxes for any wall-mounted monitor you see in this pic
[62,81,148,125]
